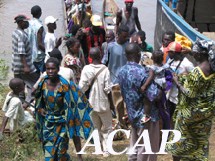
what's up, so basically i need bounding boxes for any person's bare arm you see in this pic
[134,7,142,31]
[140,69,154,92]
[115,10,122,34]
[37,27,45,52]
[55,37,62,48]
[32,72,46,96]
[20,55,30,74]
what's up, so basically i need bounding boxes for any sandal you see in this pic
[141,114,151,124]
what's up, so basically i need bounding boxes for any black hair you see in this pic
[130,32,138,37]
[137,30,146,41]
[83,19,92,28]
[106,30,115,37]
[9,78,24,91]
[125,43,140,60]
[89,47,101,60]
[46,57,60,70]
[70,24,81,35]
[118,24,129,35]
[162,31,175,41]
[152,50,164,65]
[49,48,63,62]
[31,5,42,17]
[65,37,80,50]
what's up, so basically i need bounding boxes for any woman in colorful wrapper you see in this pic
[35,57,93,161]
[166,40,215,161]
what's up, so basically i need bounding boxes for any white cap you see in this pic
[90,14,102,26]
[45,16,58,25]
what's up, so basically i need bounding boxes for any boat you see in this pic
[154,0,215,49]
[102,0,119,31]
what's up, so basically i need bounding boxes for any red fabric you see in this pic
[167,42,182,52]
[85,27,105,63]
[125,0,134,2]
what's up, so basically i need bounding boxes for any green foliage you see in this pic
[0,123,43,161]
[0,83,9,108]
[0,59,9,80]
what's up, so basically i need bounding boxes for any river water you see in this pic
[0,0,156,82]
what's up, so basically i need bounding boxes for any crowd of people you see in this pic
[0,0,215,161]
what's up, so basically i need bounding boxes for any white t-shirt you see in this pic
[148,64,169,89]
[44,32,57,62]
[166,57,194,104]
[2,92,34,131]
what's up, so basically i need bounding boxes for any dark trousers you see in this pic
[167,100,177,129]
[157,91,170,129]
[33,60,45,73]
[167,100,176,119]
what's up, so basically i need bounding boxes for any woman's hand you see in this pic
[172,73,178,83]
[173,74,184,90]
[39,108,47,117]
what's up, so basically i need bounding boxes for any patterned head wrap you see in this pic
[192,39,215,71]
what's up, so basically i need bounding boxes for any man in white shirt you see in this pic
[44,16,62,62]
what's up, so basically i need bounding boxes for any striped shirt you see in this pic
[12,28,36,74]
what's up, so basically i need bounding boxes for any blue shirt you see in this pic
[28,18,45,62]
[101,41,115,65]
[118,62,159,127]
[106,41,128,84]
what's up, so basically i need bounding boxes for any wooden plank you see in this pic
[203,32,215,41]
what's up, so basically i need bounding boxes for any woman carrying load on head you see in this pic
[166,40,215,161]
[34,57,93,161]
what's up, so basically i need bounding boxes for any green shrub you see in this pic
[0,123,43,161]
[0,59,9,80]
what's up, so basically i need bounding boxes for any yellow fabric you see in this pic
[175,33,192,50]
[72,12,91,26]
